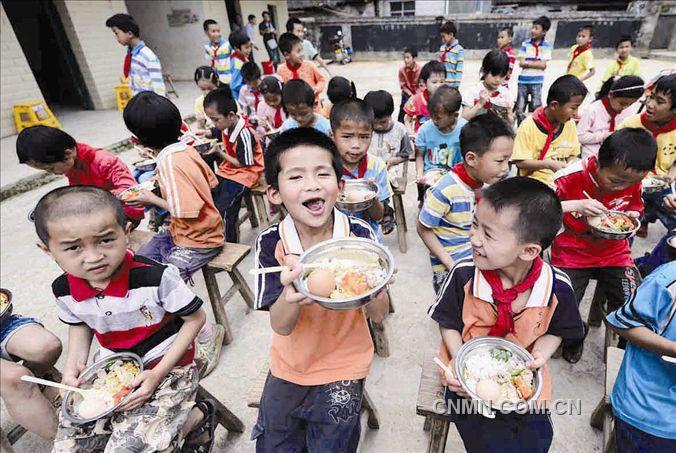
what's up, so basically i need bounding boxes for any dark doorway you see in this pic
[225,0,242,33]
[3,0,93,109]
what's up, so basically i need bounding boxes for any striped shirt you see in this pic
[517,38,552,85]
[501,45,516,85]
[438,39,464,87]
[418,170,475,272]
[53,252,202,367]
[129,41,165,96]
[204,38,232,84]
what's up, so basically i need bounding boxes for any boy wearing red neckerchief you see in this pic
[332,99,392,243]
[618,74,676,233]
[403,60,447,136]
[566,25,595,82]
[496,27,516,87]
[228,30,253,100]
[276,33,326,110]
[418,114,514,294]
[551,128,657,363]
[429,177,585,453]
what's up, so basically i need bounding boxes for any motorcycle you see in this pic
[330,30,352,65]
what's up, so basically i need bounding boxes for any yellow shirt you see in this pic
[597,56,640,90]
[618,114,675,175]
[566,45,595,79]
[512,116,580,186]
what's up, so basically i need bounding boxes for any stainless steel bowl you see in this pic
[293,237,394,311]
[61,352,143,425]
[132,158,156,172]
[454,336,543,412]
[642,177,667,194]
[193,140,216,154]
[118,181,156,203]
[0,288,13,319]
[587,210,640,240]
[335,179,379,212]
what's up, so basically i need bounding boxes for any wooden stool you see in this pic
[416,359,451,453]
[246,363,380,430]
[129,230,254,345]
[590,346,624,452]
[163,73,179,98]
[392,160,409,254]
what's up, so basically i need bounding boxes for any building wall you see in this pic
[55,0,129,110]
[0,4,46,137]
[238,1,290,64]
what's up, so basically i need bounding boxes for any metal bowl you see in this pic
[423,169,446,187]
[0,288,13,319]
[454,336,543,412]
[193,139,217,154]
[293,237,394,311]
[336,179,379,212]
[118,180,156,203]
[61,352,143,425]
[642,176,668,194]
[132,158,156,172]
[587,210,640,240]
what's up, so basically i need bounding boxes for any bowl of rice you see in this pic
[336,179,379,212]
[454,337,543,412]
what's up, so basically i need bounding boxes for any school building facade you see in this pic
[0,0,289,138]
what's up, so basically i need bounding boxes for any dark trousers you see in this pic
[212,176,248,243]
[615,416,676,453]
[398,92,411,123]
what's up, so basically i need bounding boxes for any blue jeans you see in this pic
[642,188,676,231]
[1,315,42,361]
[516,83,543,123]
[213,176,249,243]
[615,416,676,453]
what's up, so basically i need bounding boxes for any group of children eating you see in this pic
[0,11,674,453]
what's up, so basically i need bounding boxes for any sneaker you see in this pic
[195,324,225,378]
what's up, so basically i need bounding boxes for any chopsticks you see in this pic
[433,357,454,376]
[249,263,321,275]
[582,190,610,221]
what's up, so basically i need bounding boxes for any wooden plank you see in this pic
[393,193,407,254]
[230,268,255,310]
[362,389,380,430]
[427,417,450,453]
[252,192,270,228]
[196,385,245,433]
[243,192,259,229]
[207,244,251,272]
[416,360,448,416]
[605,347,624,397]
[247,362,270,408]
[202,267,233,345]
[370,319,390,358]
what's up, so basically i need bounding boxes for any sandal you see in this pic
[181,399,216,453]
[381,217,395,235]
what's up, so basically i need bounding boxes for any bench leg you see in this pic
[196,386,245,433]
[427,417,450,453]
[253,194,270,228]
[202,267,234,345]
[393,194,407,253]
[387,289,395,314]
[589,397,607,430]
[230,268,255,310]
[423,415,431,432]
[369,319,390,358]
[361,389,380,430]
[244,194,259,229]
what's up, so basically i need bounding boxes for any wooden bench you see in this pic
[129,230,254,345]
[590,346,624,453]
[246,363,380,430]
[392,160,409,254]
[416,359,451,453]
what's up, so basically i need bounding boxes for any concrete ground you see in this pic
[1,56,673,452]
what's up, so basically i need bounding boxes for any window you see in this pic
[390,1,415,17]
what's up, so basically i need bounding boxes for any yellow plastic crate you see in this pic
[13,101,61,132]
[115,83,132,110]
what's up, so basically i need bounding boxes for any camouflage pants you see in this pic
[52,364,198,453]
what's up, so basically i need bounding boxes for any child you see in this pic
[403,60,447,135]
[256,76,287,142]
[276,32,326,107]
[279,79,332,136]
[566,25,595,82]
[551,128,658,363]
[203,19,232,84]
[597,35,641,93]
[606,262,676,452]
[286,16,332,75]
[430,177,585,453]
[515,16,552,123]
[512,74,587,186]
[364,90,412,234]
[203,88,264,243]
[415,85,467,206]
[461,50,513,123]
[122,92,225,278]
[619,74,676,232]
[418,113,514,293]
[331,99,393,242]
[33,186,214,452]
[16,125,145,227]
[105,13,165,96]
[438,21,464,88]
[398,47,422,123]
[577,75,644,158]
[1,293,62,440]
[239,61,262,117]
[228,30,253,100]
[193,65,225,133]
[252,128,390,452]
[320,76,356,119]
[496,27,515,86]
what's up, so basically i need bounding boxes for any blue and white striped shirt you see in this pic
[130,41,166,96]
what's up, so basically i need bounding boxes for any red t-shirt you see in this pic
[66,143,144,221]
[550,156,643,269]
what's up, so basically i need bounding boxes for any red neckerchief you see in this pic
[405,64,418,93]
[422,89,430,103]
[123,49,132,78]
[210,42,221,68]
[451,162,482,190]
[479,89,501,109]
[342,154,368,179]
[439,41,458,63]
[66,251,138,302]
[286,62,301,79]
[640,112,676,138]
[567,43,591,72]
[252,89,261,110]
[502,44,513,54]
[273,106,283,128]
[222,116,253,156]
[532,107,560,160]
[531,37,543,58]
[232,51,248,63]
[601,97,619,131]
[482,257,544,337]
